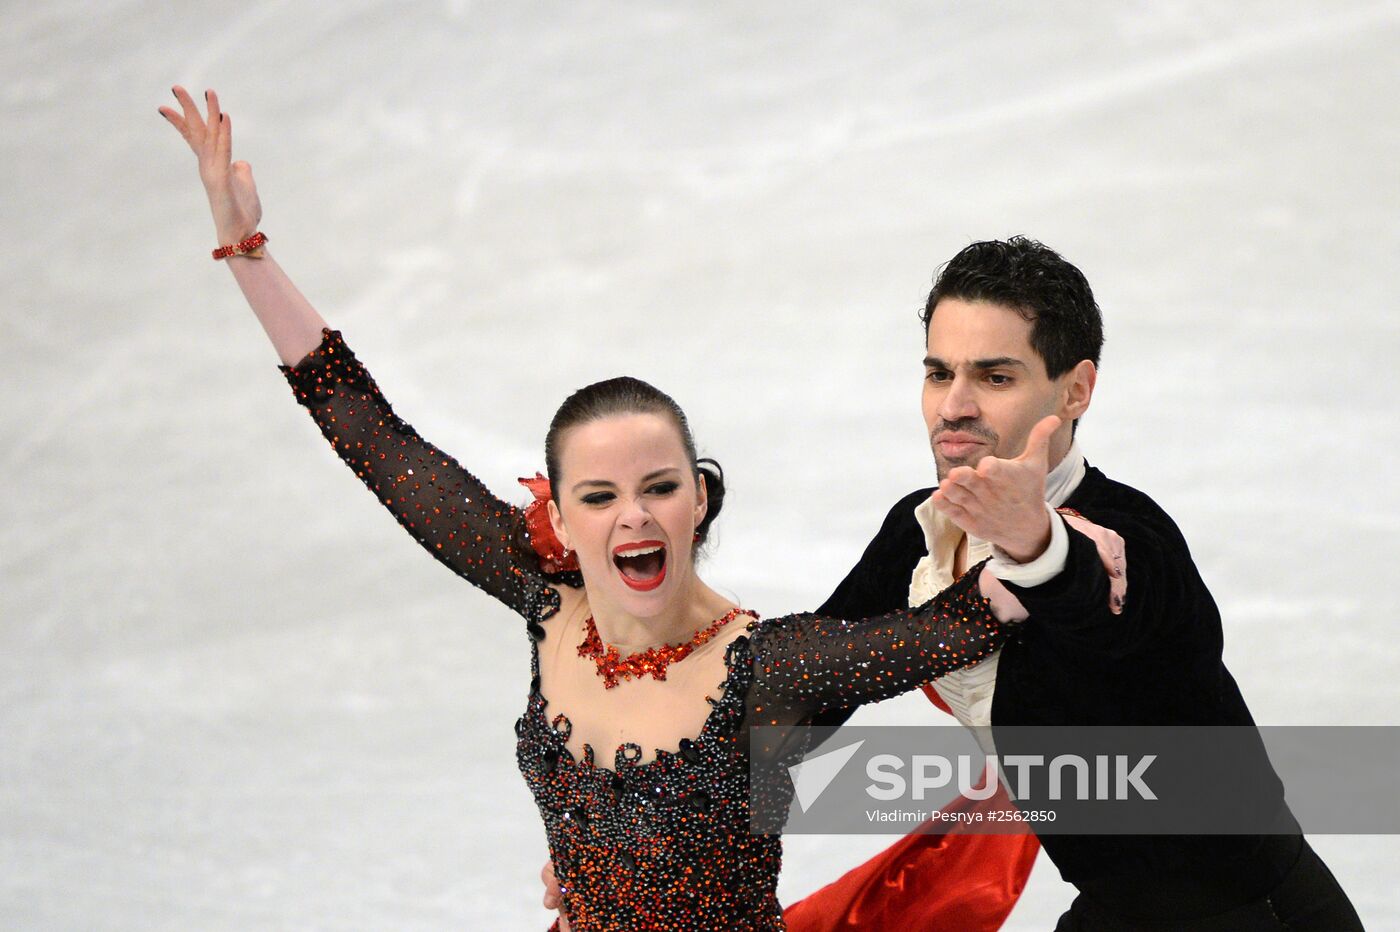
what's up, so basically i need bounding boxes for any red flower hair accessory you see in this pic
[518,473,579,573]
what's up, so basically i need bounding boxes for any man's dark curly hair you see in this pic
[922,236,1104,379]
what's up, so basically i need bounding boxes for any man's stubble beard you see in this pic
[930,419,1000,483]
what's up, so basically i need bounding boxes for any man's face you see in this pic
[921,297,1071,481]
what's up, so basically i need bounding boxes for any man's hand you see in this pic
[932,415,1059,562]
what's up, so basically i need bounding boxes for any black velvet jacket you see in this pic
[818,464,1301,919]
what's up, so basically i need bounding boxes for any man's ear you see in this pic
[1061,359,1097,421]
[547,499,570,551]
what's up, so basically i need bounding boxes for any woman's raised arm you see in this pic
[161,88,563,625]
[160,86,325,365]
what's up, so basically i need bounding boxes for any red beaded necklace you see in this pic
[578,607,757,689]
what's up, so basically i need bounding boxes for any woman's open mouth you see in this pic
[613,540,668,591]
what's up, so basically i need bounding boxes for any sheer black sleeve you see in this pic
[279,329,558,624]
[747,563,1003,726]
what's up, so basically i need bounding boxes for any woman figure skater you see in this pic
[161,87,1122,931]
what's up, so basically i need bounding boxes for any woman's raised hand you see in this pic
[159,86,261,246]
[158,86,326,364]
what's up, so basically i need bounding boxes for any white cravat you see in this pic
[909,440,1087,730]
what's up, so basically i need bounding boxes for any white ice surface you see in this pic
[3,2,1398,929]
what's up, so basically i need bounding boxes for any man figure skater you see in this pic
[813,237,1360,929]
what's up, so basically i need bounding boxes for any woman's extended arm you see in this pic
[160,86,326,365]
[161,87,561,623]
[747,564,1015,726]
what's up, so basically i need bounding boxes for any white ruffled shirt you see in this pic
[909,441,1087,730]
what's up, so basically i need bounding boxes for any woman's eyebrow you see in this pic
[571,467,682,494]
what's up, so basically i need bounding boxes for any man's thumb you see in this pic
[1018,415,1061,468]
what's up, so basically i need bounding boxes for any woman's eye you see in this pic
[648,482,680,496]
[581,492,615,506]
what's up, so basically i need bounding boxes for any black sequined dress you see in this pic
[281,330,1004,931]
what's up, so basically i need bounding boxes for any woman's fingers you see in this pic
[172,85,206,139]
[206,88,222,130]
[1060,513,1127,614]
[208,90,228,168]
[158,90,198,150]
[216,109,231,165]
[157,105,188,140]
[164,85,222,166]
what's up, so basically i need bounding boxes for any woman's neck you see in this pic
[589,572,735,652]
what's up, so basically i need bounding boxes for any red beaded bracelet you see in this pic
[211,231,268,260]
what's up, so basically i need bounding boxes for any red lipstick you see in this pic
[612,540,668,592]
